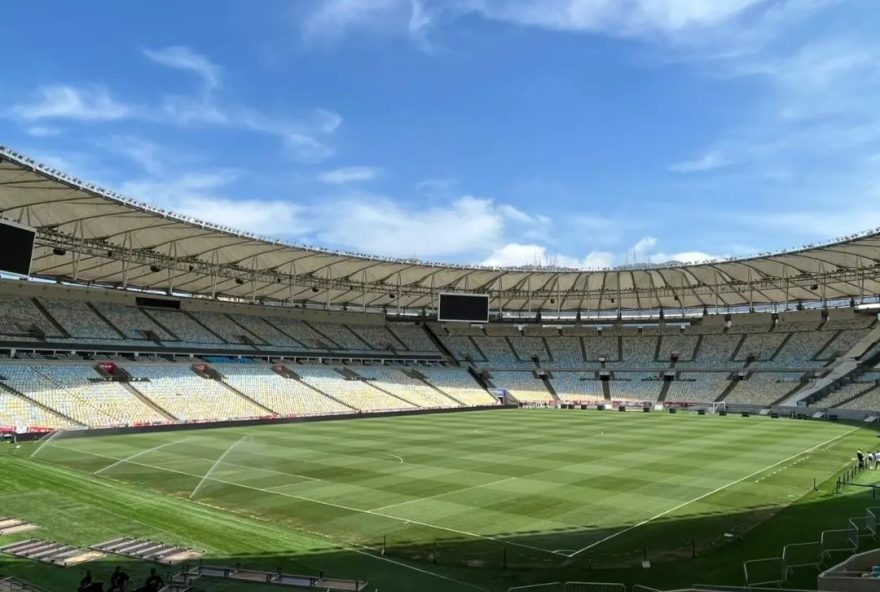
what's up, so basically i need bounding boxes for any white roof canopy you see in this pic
[2,145,880,313]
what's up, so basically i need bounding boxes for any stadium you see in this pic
[1,144,880,592]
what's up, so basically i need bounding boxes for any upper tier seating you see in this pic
[545,337,586,367]
[689,334,740,366]
[92,303,174,341]
[0,296,61,340]
[128,365,266,422]
[296,367,416,411]
[347,325,403,351]
[509,336,552,362]
[226,314,302,348]
[264,318,335,349]
[40,299,120,341]
[188,312,258,345]
[143,309,225,345]
[473,337,528,367]
[309,322,370,350]
[218,365,351,416]
[733,332,788,361]
[416,367,497,406]
[389,324,437,352]
[438,336,486,362]
[658,335,699,361]
[582,336,618,361]
[490,371,551,402]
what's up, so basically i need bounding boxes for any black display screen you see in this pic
[438,293,489,322]
[0,220,35,276]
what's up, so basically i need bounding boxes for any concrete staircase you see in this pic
[780,324,880,406]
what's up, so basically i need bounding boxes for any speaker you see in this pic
[643,406,650,412]
[830,414,839,421]
[669,407,677,414]
[697,409,706,416]
[719,410,727,416]
[618,405,626,412]
[597,404,605,411]
[741,411,750,417]
[770,412,779,418]
[580,404,587,410]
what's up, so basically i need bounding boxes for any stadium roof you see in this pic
[2,145,880,314]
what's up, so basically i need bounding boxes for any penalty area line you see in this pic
[567,427,859,558]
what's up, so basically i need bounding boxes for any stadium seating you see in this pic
[40,298,121,342]
[416,367,498,406]
[92,303,175,341]
[508,336,552,362]
[609,372,663,401]
[218,365,352,416]
[545,337,586,367]
[128,365,266,422]
[296,367,416,411]
[355,367,461,408]
[658,334,698,361]
[0,365,166,427]
[489,371,552,402]
[225,313,302,348]
[665,372,730,403]
[309,322,371,350]
[551,372,603,401]
[473,336,527,367]
[346,325,403,351]
[724,372,804,405]
[143,309,225,345]
[0,295,61,340]
[388,324,437,352]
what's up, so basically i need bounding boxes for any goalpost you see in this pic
[711,402,726,414]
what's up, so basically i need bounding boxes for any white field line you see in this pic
[95,437,193,474]
[216,460,320,482]
[369,476,517,512]
[377,452,404,464]
[30,429,64,458]
[25,451,489,592]
[189,437,247,499]
[59,444,559,557]
[567,427,859,558]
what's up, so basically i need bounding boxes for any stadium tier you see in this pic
[2,281,880,432]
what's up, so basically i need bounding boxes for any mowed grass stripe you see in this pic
[41,410,854,560]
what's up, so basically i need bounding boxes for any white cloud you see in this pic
[318,166,381,184]
[25,125,62,137]
[668,150,731,173]
[299,0,772,47]
[482,243,616,269]
[143,46,222,89]
[473,0,770,37]
[119,172,304,237]
[312,195,507,258]
[10,85,131,121]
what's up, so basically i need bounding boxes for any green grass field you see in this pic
[1,409,878,591]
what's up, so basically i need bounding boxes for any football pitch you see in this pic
[0,409,875,591]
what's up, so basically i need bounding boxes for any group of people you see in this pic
[78,567,163,592]
[856,449,880,469]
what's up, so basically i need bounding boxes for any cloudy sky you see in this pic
[2,0,879,269]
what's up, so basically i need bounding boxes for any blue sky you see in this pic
[1,0,879,269]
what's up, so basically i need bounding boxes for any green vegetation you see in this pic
[1,409,877,591]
